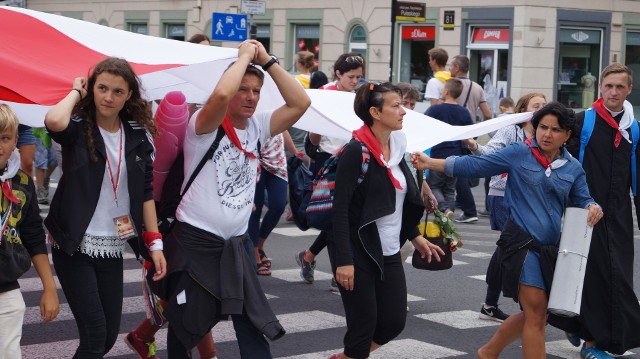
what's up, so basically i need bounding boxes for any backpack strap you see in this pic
[356,142,370,185]
[631,119,639,196]
[580,108,639,196]
[180,126,226,197]
[579,108,596,165]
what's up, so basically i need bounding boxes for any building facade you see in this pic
[20,0,640,112]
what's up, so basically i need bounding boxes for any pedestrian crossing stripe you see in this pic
[21,310,346,358]
[275,338,467,358]
[271,227,321,237]
[415,310,501,329]
[468,275,486,281]
[545,340,636,357]
[271,268,333,282]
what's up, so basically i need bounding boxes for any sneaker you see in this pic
[295,251,316,284]
[566,331,581,347]
[455,214,478,223]
[37,187,49,205]
[478,209,490,217]
[479,304,509,322]
[124,331,159,359]
[580,345,613,359]
[444,209,455,220]
[330,277,340,292]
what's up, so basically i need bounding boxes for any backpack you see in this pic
[579,108,639,196]
[156,125,226,237]
[303,133,319,160]
[288,141,370,232]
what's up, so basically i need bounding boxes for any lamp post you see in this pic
[389,0,397,82]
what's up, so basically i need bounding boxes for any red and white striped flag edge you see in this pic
[0,7,282,127]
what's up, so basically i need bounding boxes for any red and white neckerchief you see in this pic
[524,138,568,177]
[0,180,18,244]
[104,121,123,207]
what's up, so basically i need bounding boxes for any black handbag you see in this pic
[304,133,319,160]
[0,240,31,284]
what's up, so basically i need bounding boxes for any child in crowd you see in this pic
[0,104,59,358]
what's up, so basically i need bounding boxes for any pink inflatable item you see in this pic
[152,91,189,201]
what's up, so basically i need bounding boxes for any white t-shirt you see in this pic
[374,132,408,256]
[424,77,445,101]
[81,126,130,257]
[319,135,348,155]
[175,109,273,239]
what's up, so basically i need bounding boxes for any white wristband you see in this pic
[148,239,163,252]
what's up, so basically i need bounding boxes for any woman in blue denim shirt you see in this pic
[412,102,603,359]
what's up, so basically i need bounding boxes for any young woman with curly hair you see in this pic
[44,57,166,358]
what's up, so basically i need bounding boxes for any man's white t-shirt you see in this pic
[423,78,444,101]
[175,109,273,239]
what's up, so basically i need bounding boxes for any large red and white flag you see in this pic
[0,6,530,151]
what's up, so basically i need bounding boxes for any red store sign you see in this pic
[401,26,435,40]
[471,28,510,43]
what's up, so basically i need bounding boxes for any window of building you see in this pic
[129,23,148,35]
[467,27,510,98]
[294,24,320,68]
[557,27,602,110]
[626,31,640,114]
[166,24,185,41]
[349,25,368,69]
[256,24,271,53]
[398,25,435,98]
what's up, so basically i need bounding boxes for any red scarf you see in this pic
[525,138,553,177]
[352,125,402,189]
[1,181,19,204]
[221,114,256,159]
[593,98,622,147]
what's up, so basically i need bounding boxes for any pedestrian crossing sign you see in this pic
[212,12,248,42]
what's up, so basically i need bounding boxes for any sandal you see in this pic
[259,250,272,269]
[256,263,271,276]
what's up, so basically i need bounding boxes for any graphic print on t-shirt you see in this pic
[214,136,257,211]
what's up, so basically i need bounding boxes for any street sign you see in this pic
[443,10,454,31]
[396,2,426,22]
[240,0,266,16]
[211,12,248,42]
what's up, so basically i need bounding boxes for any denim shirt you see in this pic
[444,140,595,245]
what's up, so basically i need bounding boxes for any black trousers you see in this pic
[52,247,123,359]
[337,252,407,358]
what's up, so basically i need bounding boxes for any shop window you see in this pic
[129,23,148,35]
[256,24,271,53]
[557,28,602,110]
[294,24,320,68]
[626,31,640,114]
[166,24,185,41]
[398,25,435,98]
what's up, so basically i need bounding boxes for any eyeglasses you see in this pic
[345,55,364,64]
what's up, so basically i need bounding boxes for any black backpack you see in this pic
[156,125,226,237]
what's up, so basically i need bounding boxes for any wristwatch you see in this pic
[261,55,279,71]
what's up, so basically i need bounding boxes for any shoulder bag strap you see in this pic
[180,126,226,197]
[463,79,473,108]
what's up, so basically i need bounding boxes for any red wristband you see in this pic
[142,231,162,249]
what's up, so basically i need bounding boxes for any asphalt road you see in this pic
[19,182,640,358]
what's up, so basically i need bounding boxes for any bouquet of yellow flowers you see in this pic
[432,208,462,251]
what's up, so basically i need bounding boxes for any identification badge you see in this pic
[112,212,137,241]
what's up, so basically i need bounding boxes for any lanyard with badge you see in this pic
[107,122,137,240]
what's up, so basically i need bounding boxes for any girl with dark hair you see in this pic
[44,57,167,358]
[309,70,329,89]
[412,102,603,358]
[327,82,444,359]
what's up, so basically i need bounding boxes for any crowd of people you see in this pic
[0,35,639,359]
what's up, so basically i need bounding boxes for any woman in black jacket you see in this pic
[327,82,444,359]
[44,57,166,358]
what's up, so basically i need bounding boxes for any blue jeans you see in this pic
[249,170,287,247]
[167,312,271,359]
[52,247,123,359]
[455,178,477,217]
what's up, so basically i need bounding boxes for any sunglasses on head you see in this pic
[345,55,364,64]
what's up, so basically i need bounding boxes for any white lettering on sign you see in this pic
[571,31,589,42]
[411,28,428,38]
[483,30,502,40]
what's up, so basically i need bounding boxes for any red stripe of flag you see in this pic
[0,9,183,105]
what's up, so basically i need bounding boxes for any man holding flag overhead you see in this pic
[160,39,310,358]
